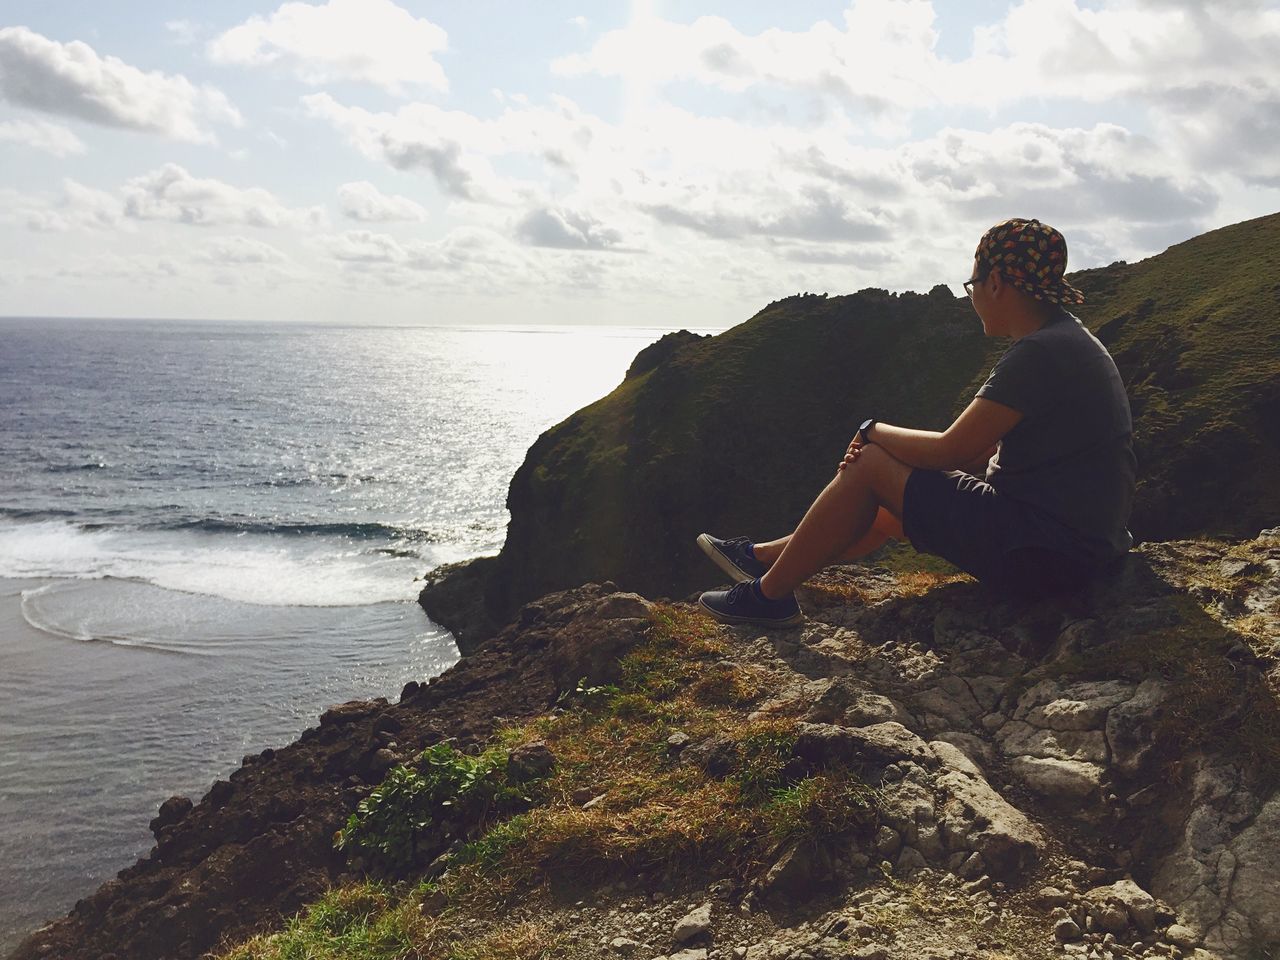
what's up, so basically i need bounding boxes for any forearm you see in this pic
[865,422,959,471]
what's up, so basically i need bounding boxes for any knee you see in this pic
[850,442,893,475]
[834,442,888,488]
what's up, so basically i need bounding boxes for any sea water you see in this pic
[0,317,682,951]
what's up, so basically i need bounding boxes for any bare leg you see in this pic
[758,474,877,597]
[754,507,904,565]
[758,447,913,599]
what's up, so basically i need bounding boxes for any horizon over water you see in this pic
[0,316,711,952]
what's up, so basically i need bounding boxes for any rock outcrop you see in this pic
[15,532,1279,960]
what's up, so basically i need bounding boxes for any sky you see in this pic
[1,1,1278,327]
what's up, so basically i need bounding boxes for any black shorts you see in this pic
[901,469,1102,598]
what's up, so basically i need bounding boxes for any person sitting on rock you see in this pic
[697,217,1136,626]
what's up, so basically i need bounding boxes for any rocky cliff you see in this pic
[13,532,1279,960]
[421,213,1280,649]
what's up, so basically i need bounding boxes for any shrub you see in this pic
[334,741,533,871]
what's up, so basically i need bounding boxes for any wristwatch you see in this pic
[857,417,877,443]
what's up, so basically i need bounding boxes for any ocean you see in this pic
[0,317,683,952]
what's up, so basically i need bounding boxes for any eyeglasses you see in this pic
[963,270,988,298]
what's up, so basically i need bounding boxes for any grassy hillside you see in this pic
[1071,213,1280,540]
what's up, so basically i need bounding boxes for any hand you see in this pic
[837,437,864,472]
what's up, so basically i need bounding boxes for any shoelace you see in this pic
[726,581,752,605]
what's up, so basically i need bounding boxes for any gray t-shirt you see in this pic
[975,309,1136,559]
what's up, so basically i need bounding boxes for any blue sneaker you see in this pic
[697,533,767,582]
[698,579,803,627]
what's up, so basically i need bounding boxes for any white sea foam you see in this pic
[18,583,201,654]
[0,520,426,606]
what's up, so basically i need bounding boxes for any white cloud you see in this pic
[316,227,528,284]
[304,91,616,205]
[646,185,894,243]
[514,207,625,250]
[209,0,448,94]
[122,163,325,228]
[895,122,1219,226]
[4,0,1275,324]
[3,179,125,232]
[337,181,428,222]
[199,236,289,264]
[303,93,520,202]
[568,16,588,29]
[553,0,1280,120]
[553,2,945,112]
[965,0,1280,104]
[0,118,85,156]
[301,72,1225,296]
[321,229,407,263]
[0,26,241,142]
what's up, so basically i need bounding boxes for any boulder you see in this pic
[672,902,712,943]
[544,591,652,690]
[150,796,193,838]
[910,676,983,728]
[936,769,1046,878]
[793,722,936,772]
[998,721,1108,764]
[1083,879,1157,933]
[928,740,983,778]
[1009,756,1103,802]
[682,737,740,778]
[843,692,914,727]
[1146,756,1280,955]
[319,699,385,727]
[1104,677,1170,776]
[1015,679,1135,731]
[1217,792,1280,949]
[800,678,873,724]
[506,741,557,784]
[757,842,834,904]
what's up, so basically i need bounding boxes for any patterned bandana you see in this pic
[974,218,1085,305]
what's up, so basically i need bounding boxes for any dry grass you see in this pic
[447,921,567,960]
[887,571,974,599]
[798,579,872,608]
[215,603,877,960]
[799,564,972,610]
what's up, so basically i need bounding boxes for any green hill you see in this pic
[421,213,1280,646]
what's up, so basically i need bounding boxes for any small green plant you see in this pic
[334,741,533,870]
[733,722,800,802]
[762,771,876,842]
[554,676,622,708]
[452,812,536,870]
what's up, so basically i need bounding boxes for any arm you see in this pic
[853,398,1023,471]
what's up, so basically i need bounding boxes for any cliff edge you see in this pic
[13,532,1280,960]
